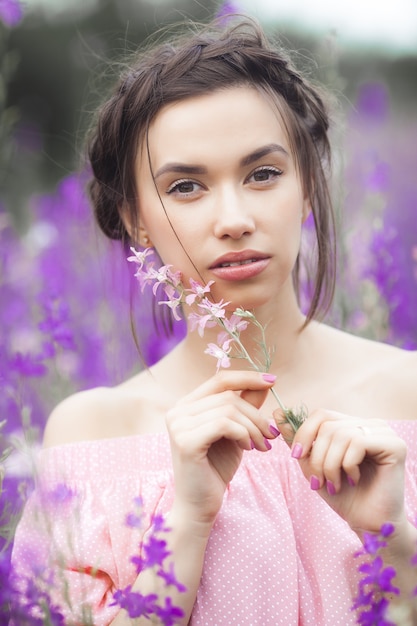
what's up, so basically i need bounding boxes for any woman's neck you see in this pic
[180,289,307,376]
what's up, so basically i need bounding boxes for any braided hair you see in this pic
[88,17,335,322]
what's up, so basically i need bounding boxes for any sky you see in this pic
[24,0,417,54]
[242,0,417,53]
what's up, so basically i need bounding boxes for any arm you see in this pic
[277,409,417,615]
[110,370,278,625]
[109,509,213,626]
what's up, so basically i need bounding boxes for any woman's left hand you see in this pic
[275,409,408,534]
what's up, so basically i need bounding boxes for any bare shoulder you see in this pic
[315,323,417,419]
[43,369,169,448]
[357,339,417,420]
[337,326,416,383]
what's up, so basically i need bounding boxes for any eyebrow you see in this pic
[240,143,289,167]
[153,143,290,180]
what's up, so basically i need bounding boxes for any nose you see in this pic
[212,187,255,240]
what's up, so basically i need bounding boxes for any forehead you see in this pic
[140,86,294,169]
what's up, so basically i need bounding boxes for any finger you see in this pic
[168,397,276,451]
[272,408,295,444]
[308,432,351,493]
[171,413,257,454]
[177,371,276,405]
[281,408,345,459]
[240,385,270,410]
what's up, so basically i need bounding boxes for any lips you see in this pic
[210,250,270,269]
[209,250,271,281]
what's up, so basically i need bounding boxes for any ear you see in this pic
[119,201,154,248]
[138,225,154,248]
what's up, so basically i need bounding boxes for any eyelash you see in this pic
[247,166,283,183]
[166,179,201,195]
[165,166,284,196]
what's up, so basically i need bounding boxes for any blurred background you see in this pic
[0,0,416,596]
[0,0,416,444]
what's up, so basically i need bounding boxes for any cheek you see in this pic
[149,223,197,275]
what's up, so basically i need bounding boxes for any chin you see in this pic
[222,289,276,314]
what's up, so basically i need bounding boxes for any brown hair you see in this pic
[88,16,336,324]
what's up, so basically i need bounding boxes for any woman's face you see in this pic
[134,85,310,310]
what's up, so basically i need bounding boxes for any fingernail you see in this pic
[291,442,303,459]
[326,480,336,496]
[347,475,356,487]
[262,373,276,383]
[310,475,320,491]
[263,437,272,450]
[250,439,255,450]
[269,423,281,437]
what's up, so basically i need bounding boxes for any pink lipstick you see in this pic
[209,250,270,281]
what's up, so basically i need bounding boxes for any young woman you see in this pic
[12,16,417,625]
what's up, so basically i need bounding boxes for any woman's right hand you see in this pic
[166,370,278,526]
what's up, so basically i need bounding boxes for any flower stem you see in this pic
[222,321,306,433]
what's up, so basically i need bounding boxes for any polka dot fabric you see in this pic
[12,421,417,625]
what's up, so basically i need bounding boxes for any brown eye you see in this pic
[167,179,200,195]
[253,170,270,182]
[248,166,283,184]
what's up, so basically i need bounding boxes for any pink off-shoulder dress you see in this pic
[11,422,417,625]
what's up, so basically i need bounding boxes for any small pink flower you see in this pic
[224,314,249,333]
[127,246,155,268]
[133,264,156,292]
[159,297,183,321]
[198,297,230,319]
[205,340,232,371]
[185,279,215,306]
[146,265,181,296]
[188,311,218,337]
[217,313,249,345]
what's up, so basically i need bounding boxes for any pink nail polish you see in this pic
[263,437,272,450]
[291,442,303,459]
[310,475,320,491]
[347,475,356,487]
[326,480,336,496]
[269,423,281,437]
[250,439,256,450]
[262,373,276,383]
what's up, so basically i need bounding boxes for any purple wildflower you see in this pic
[4,563,66,625]
[41,483,76,510]
[9,352,48,378]
[151,513,168,533]
[124,497,145,529]
[355,597,395,626]
[361,532,388,556]
[380,523,395,538]
[0,0,23,27]
[130,554,145,574]
[37,294,75,352]
[216,0,243,21]
[358,556,399,595]
[157,562,187,593]
[111,587,158,618]
[125,511,144,529]
[356,82,389,125]
[143,535,170,568]
[352,524,401,624]
[155,596,185,626]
